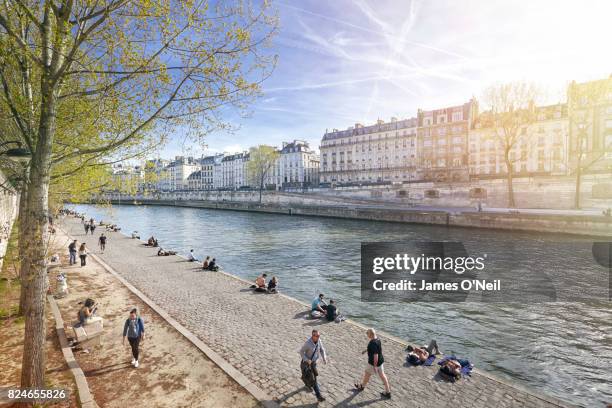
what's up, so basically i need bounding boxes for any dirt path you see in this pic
[52,228,259,408]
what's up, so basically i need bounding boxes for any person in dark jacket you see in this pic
[68,240,77,265]
[122,308,145,368]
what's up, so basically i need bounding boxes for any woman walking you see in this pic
[78,243,88,266]
[123,308,145,368]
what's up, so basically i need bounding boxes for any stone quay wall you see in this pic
[100,198,612,237]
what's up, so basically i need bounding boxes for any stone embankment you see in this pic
[104,197,612,237]
[63,217,573,407]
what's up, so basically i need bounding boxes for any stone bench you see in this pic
[72,318,103,346]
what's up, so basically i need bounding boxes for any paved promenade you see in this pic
[63,218,570,408]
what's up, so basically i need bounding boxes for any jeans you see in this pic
[69,251,76,265]
[80,255,86,266]
[311,362,322,398]
[128,336,140,360]
[424,340,440,355]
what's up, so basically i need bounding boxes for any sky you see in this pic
[160,0,612,159]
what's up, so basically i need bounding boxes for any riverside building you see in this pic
[277,140,319,189]
[220,152,250,190]
[567,76,612,176]
[469,104,569,178]
[416,99,477,182]
[319,117,418,185]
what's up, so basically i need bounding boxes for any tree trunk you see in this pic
[574,161,582,210]
[18,186,29,315]
[259,175,263,203]
[20,82,56,392]
[505,157,516,208]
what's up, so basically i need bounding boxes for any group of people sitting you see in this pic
[405,339,473,381]
[250,273,278,293]
[201,256,219,271]
[157,248,177,256]
[145,236,159,247]
[311,293,345,323]
[105,223,120,232]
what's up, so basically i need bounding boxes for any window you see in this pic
[424,139,432,147]
[606,119,612,129]
[452,111,463,122]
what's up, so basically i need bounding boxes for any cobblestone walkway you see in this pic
[63,219,569,408]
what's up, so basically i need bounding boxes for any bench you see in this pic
[72,318,104,347]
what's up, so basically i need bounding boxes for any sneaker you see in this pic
[134,360,139,368]
[131,358,136,365]
[381,392,391,399]
[316,396,325,402]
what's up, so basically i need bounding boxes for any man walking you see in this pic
[354,328,391,399]
[68,240,77,265]
[123,308,145,368]
[299,329,327,402]
[98,233,107,253]
[84,222,90,234]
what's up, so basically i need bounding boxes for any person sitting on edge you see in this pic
[153,238,159,247]
[207,258,219,271]
[253,273,267,292]
[202,256,210,270]
[145,236,155,246]
[326,299,338,321]
[311,294,327,318]
[267,276,279,293]
[406,340,440,364]
[187,249,196,262]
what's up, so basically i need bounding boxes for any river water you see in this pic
[71,204,611,407]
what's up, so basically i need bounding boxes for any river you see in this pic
[70,203,611,407]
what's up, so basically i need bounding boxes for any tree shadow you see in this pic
[83,362,132,377]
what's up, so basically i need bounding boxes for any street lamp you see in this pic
[0,141,32,164]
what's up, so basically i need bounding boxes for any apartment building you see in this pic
[277,140,319,189]
[417,99,477,182]
[469,104,569,177]
[220,152,250,190]
[187,154,224,190]
[319,117,418,185]
[567,76,612,175]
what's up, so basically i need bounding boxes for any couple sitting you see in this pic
[250,273,278,293]
[157,248,176,256]
[311,294,345,322]
[144,236,158,247]
[202,256,219,271]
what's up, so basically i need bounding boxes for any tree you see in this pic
[567,78,612,209]
[483,82,540,208]
[247,144,278,202]
[0,0,277,393]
